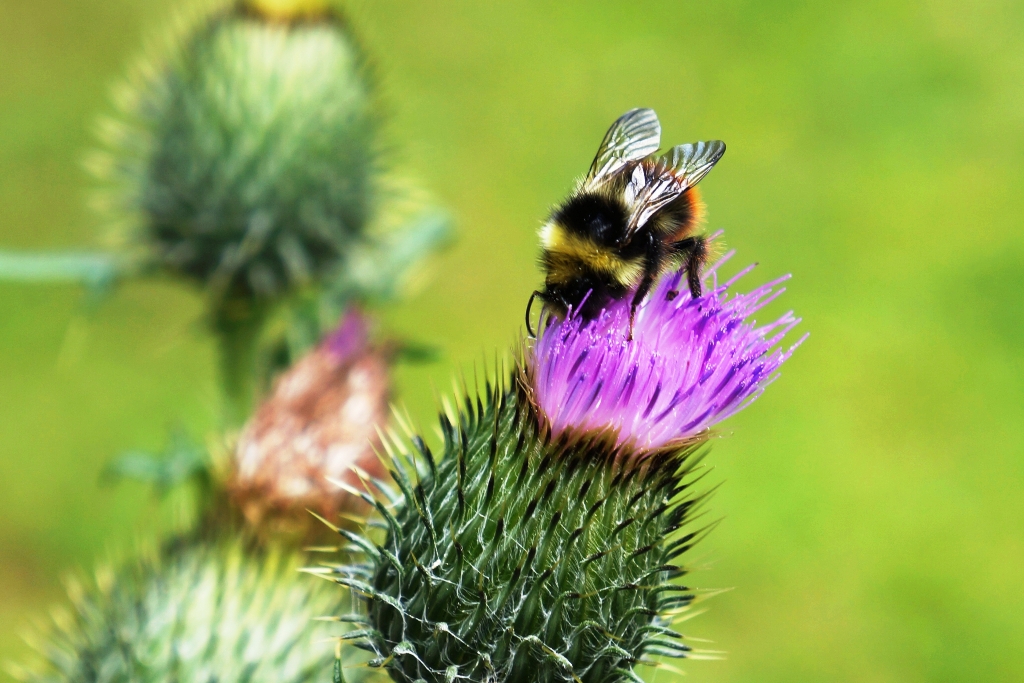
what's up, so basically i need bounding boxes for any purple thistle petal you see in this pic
[324,306,369,362]
[530,253,806,451]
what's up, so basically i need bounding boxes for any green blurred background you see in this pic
[2,1,1023,681]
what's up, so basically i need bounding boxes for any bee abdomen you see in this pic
[661,187,706,241]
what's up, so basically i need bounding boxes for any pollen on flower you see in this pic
[529,251,806,451]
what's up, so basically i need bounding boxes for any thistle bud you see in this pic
[93,1,378,320]
[325,255,803,683]
[227,308,391,536]
[14,541,346,683]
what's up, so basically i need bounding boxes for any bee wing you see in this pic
[661,140,726,190]
[623,140,726,237]
[585,108,662,185]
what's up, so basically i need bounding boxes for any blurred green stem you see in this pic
[214,308,266,428]
[0,250,124,296]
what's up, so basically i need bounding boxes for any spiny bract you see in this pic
[322,371,715,683]
[14,540,349,683]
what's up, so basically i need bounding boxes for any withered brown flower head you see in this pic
[227,308,389,536]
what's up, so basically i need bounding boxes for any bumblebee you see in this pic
[530,108,725,336]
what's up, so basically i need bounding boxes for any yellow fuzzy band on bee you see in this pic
[540,222,644,286]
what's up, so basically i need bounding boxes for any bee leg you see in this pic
[628,232,663,340]
[686,237,708,298]
[628,275,656,341]
[672,235,709,298]
[525,290,542,339]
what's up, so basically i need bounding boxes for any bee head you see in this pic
[551,193,629,247]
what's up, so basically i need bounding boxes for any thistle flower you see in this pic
[531,253,805,450]
[13,540,349,683]
[242,0,334,22]
[227,308,390,536]
[322,256,802,683]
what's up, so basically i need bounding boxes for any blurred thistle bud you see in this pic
[227,308,391,537]
[12,540,349,683]
[0,0,451,426]
[320,254,803,682]
[90,0,379,322]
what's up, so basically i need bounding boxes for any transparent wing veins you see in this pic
[624,140,726,236]
[661,140,726,191]
[586,108,662,184]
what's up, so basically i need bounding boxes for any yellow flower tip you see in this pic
[241,0,333,22]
